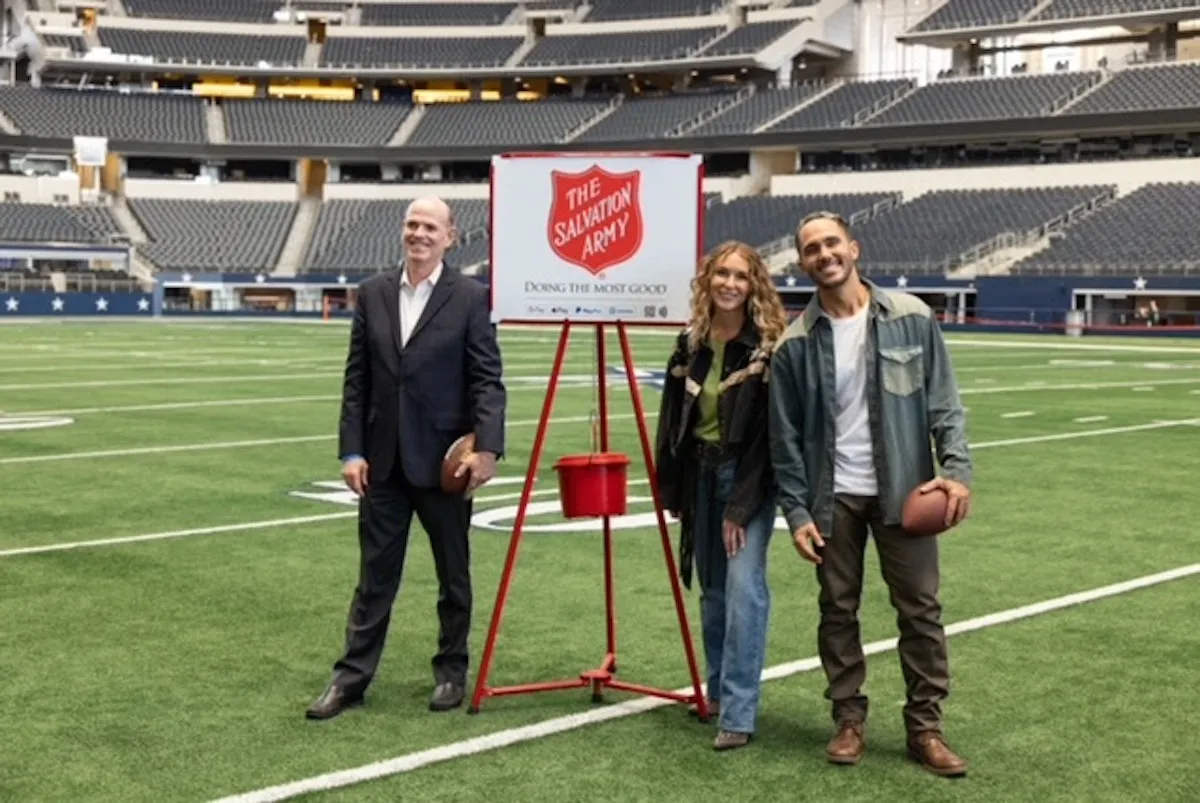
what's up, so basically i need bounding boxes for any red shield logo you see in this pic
[547,166,644,276]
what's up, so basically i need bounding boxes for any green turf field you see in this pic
[1,320,1197,803]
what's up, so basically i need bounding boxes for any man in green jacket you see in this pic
[768,211,973,777]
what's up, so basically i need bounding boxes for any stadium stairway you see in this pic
[389,106,425,146]
[111,197,148,244]
[563,95,624,142]
[303,39,322,69]
[754,80,845,133]
[505,36,538,67]
[1052,68,1115,115]
[205,102,227,144]
[273,196,321,277]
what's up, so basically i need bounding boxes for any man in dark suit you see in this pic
[307,196,506,719]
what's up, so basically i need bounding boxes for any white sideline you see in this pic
[208,562,1200,803]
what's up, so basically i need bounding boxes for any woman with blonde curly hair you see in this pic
[654,240,789,751]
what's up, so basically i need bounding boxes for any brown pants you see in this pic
[815,494,949,734]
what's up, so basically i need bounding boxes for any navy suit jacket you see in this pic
[337,264,506,489]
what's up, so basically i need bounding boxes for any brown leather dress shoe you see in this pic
[907,731,968,777]
[305,684,363,720]
[826,721,865,765]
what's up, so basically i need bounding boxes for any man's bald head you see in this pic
[405,196,455,230]
[403,195,457,273]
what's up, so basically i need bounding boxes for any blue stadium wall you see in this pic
[1,275,1196,336]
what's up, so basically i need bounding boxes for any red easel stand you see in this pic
[468,320,709,721]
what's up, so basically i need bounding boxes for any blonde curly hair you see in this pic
[686,240,788,354]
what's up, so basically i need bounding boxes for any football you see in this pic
[440,433,476,495]
[901,485,951,537]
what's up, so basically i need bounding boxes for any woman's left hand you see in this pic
[722,519,746,558]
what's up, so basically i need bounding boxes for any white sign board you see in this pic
[73,135,109,167]
[489,152,703,325]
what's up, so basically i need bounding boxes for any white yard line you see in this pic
[960,377,1200,394]
[0,358,346,374]
[1000,411,1035,419]
[0,513,357,558]
[208,562,1200,803]
[14,395,342,416]
[971,418,1200,449]
[947,338,1200,354]
[1074,415,1109,424]
[0,412,656,465]
[0,373,594,392]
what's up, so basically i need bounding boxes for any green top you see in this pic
[693,335,725,443]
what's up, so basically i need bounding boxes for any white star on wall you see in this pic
[896,276,909,288]
[95,297,109,312]
[51,297,64,312]
[255,273,266,284]
[337,274,348,285]
[181,272,193,283]
[785,275,797,287]
[4,297,18,312]
[137,298,150,312]
[1133,277,1147,290]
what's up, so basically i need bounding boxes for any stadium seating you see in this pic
[519,28,724,66]
[40,34,87,53]
[130,199,297,272]
[1032,0,1200,21]
[361,2,517,25]
[303,199,488,274]
[1012,182,1200,275]
[700,20,803,57]
[910,0,1039,31]
[688,84,829,136]
[405,98,612,147]
[865,73,1098,125]
[0,203,124,244]
[852,186,1113,273]
[765,79,914,130]
[97,29,307,67]
[703,192,896,252]
[575,92,740,141]
[1066,62,1200,114]
[0,85,208,143]
[585,0,722,21]
[123,0,279,23]
[321,36,521,68]
[223,98,413,146]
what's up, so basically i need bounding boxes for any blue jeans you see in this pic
[692,458,775,735]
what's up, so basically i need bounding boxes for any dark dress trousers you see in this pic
[332,264,506,692]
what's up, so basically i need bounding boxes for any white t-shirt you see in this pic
[830,305,878,495]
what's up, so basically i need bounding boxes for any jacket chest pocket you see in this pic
[879,346,923,397]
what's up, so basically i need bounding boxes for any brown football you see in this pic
[901,485,951,537]
[440,433,476,494]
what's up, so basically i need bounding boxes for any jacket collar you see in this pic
[800,275,892,332]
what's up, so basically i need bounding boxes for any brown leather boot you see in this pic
[825,721,865,765]
[907,731,968,777]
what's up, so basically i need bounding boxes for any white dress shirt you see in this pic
[399,261,443,348]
